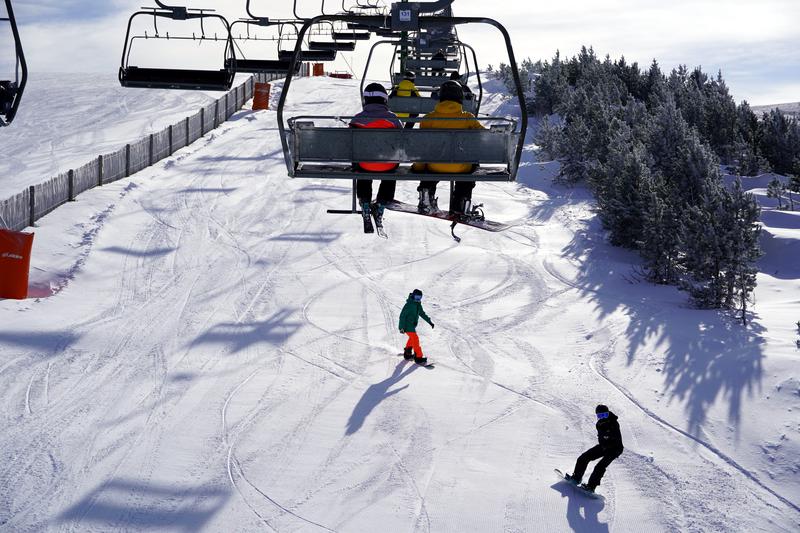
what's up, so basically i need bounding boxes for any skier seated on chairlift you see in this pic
[431,72,473,102]
[412,80,485,217]
[564,404,624,494]
[390,71,421,130]
[431,49,446,75]
[349,82,402,228]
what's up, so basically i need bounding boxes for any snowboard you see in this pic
[384,200,512,242]
[397,353,434,369]
[554,469,605,500]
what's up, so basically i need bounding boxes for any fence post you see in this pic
[98,155,104,186]
[149,133,154,166]
[201,108,205,134]
[68,169,75,202]
[185,117,189,146]
[28,185,35,227]
[214,100,219,128]
[169,125,174,155]
[125,144,131,178]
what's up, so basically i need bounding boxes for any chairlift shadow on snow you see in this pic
[345,360,418,435]
[190,308,302,354]
[550,481,609,533]
[269,232,342,243]
[177,187,239,194]
[56,478,230,532]
[0,329,80,352]
[100,245,176,258]
[559,214,766,437]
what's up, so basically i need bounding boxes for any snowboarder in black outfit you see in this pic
[565,404,624,493]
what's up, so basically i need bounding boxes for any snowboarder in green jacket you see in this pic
[399,289,434,365]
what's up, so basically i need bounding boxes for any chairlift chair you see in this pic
[277,1,528,189]
[0,0,27,126]
[229,6,303,75]
[119,1,236,91]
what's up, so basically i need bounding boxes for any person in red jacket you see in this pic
[398,289,434,365]
[349,83,402,229]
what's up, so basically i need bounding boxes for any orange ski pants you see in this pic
[404,332,424,357]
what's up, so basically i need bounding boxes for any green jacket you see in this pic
[398,294,433,333]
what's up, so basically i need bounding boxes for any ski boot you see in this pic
[414,356,428,365]
[360,201,374,234]
[579,483,596,494]
[417,189,438,214]
[564,473,580,485]
[371,202,387,237]
[403,347,414,360]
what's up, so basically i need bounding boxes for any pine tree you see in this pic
[787,172,800,211]
[767,176,786,209]
[640,179,681,283]
[721,180,762,324]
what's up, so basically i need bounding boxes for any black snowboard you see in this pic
[554,469,605,500]
[397,353,434,369]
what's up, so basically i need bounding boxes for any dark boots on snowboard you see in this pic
[403,347,414,360]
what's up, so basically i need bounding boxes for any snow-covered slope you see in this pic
[0,72,252,199]
[0,77,798,532]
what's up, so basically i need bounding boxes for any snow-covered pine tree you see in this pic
[640,179,682,283]
[595,124,651,248]
[721,180,762,324]
[787,172,800,211]
[767,176,786,210]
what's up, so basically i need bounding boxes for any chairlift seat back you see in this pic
[120,66,234,91]
[404,58,460,71]
[229,58,301,74]
[388,95,476,115]
[333,31,370,40]
[308,41,356,52]
[289,123,518,180]
[279,50,337,62]
[392,73,460,88]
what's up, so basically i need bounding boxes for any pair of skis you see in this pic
[361,205,387,238]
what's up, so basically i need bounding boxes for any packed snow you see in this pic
[0,72,252,199]
[0,76,798,532]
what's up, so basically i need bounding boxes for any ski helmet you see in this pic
[363,82,389,105]
[438,80,464,104]
[412,289,423,301]
[403,70,416,81]
[595,404,609,414]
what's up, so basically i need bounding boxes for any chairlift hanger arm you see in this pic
[1,0,27,126]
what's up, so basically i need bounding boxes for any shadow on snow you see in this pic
[56,478,230,532]
[550,481,608,533]
[345,360,418,435]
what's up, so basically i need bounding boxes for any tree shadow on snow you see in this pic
[345,360,418,435]
[560,217,765,437]
[190,309,302,353]
[550,482,608,533]
[56,478,230,532]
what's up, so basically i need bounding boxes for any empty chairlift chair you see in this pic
[229,15,303,75]
[119,2,236,91]
[0,0,27,126]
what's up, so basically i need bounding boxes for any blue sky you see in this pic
[4,0,799,105]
